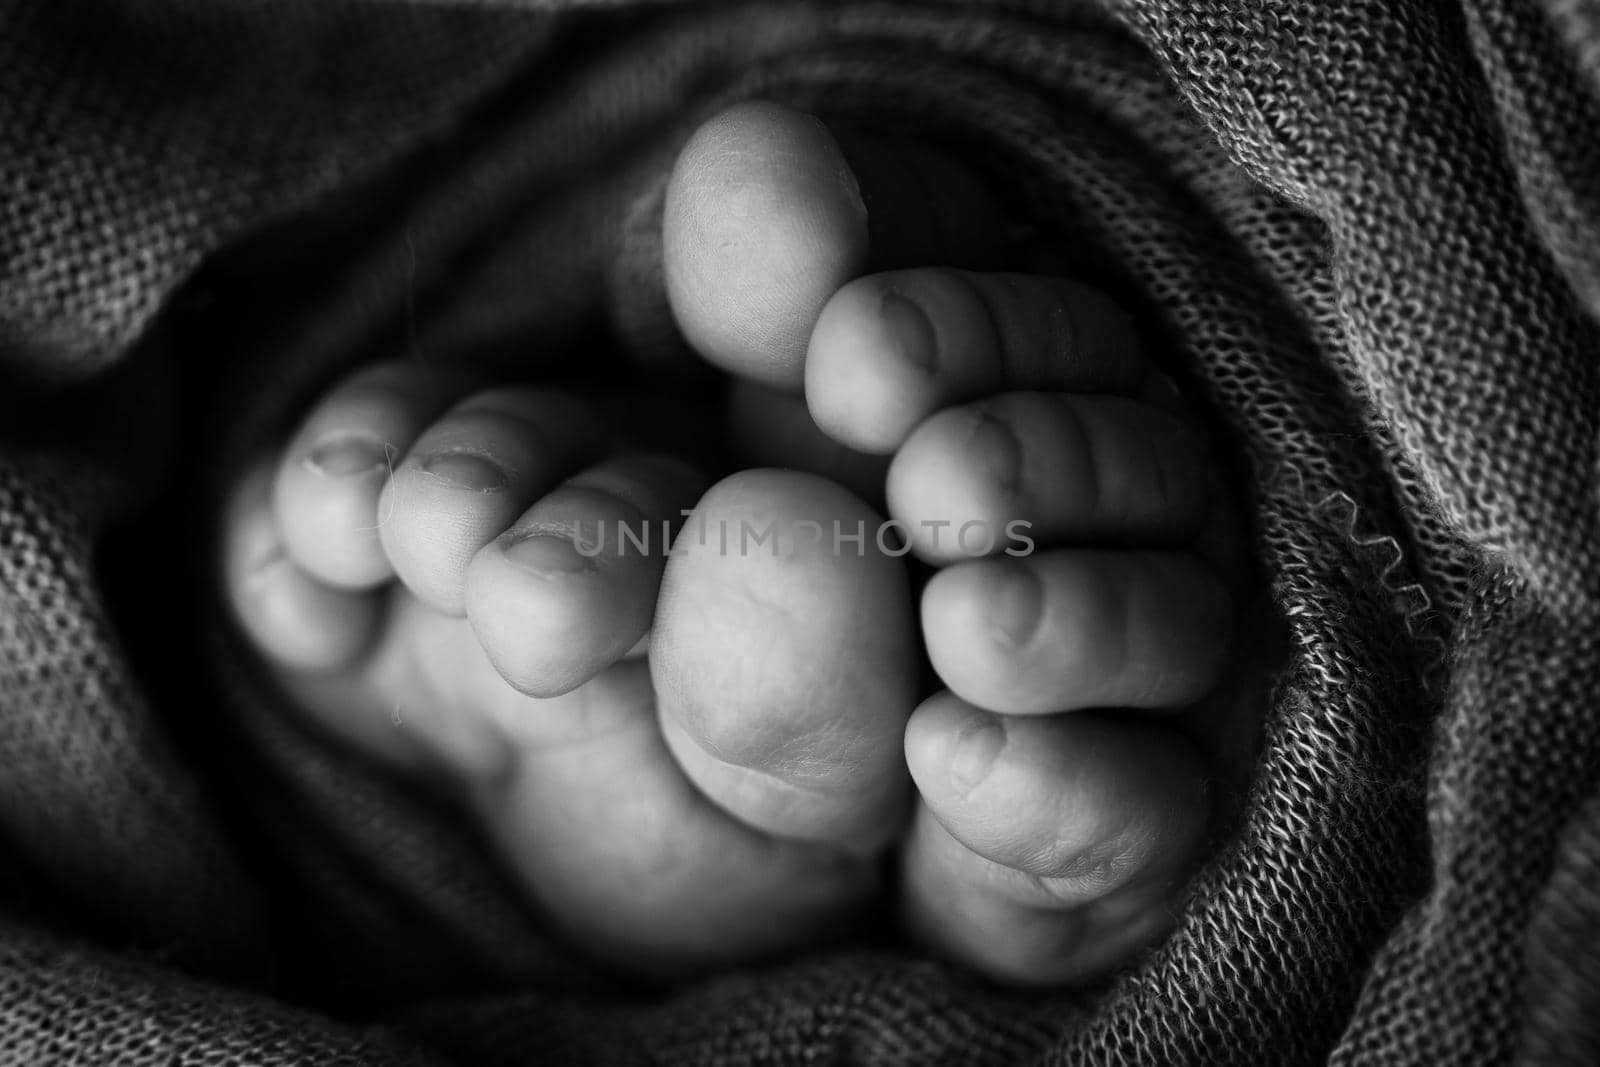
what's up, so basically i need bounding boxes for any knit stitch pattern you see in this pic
[2,1,1597,1063]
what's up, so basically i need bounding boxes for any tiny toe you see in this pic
[665,101,868,389]
[888,392,1211,563]
[467,454,706,697]
[664,101,1010,390]
[652,469,917,853]
[901,801,1186,986]
[901,693,1207,984]
[380,388,607,615]
[806,270,1145,454]
[904,693,1207,901]
[273,361,455,588]
[224,461,381,674]
[921,550,1233,714]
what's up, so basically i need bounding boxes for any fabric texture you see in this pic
[3,0,1598,1063]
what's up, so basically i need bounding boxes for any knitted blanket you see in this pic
[3,1,1598,1063]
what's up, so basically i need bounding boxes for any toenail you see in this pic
[305,435,388,476]
[988,565,1042,647]
[880,290,937,372]
[949,713,1005,792]
[503,533,595,576]
[421,450,507,491]
[968,411,1022,498]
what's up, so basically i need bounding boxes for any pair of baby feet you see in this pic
[222,103,1249,985]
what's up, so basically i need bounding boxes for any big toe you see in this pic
[652,469,919,854]
[663,100,1009,390]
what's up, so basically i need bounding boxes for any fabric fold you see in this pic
[2,1,1597,1063]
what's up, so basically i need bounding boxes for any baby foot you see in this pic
[221,365,919,976]
[665,102,1256,984]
